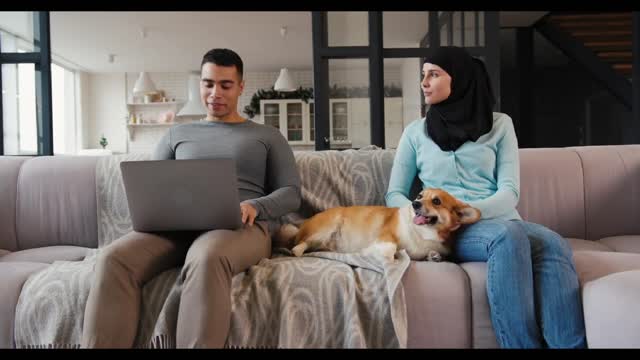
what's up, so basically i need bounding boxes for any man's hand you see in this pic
[240,202,258,226]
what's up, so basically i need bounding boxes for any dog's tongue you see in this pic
[413,214,428,225]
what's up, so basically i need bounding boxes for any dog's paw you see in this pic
[291,243,308,257]
[426,250,442,262]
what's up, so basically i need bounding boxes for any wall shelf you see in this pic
[127,123,175,126]
[126,101,184,107]
[126,100,186,142]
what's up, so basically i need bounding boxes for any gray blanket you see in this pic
[14,147,412,348]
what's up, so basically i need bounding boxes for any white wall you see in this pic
[327,12,368,47]
[87,73,127,153]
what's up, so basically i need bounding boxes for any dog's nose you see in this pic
[412,201,422,209]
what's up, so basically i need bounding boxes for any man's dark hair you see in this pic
[201,48,244,80]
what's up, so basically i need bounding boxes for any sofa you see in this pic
[1,144,640,348]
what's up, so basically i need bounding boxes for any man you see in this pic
[81,48,301,348]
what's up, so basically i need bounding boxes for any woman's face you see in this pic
[421,63,452,105]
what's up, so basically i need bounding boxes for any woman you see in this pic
[385,46,586,348]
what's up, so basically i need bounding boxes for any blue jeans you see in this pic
[452,219,587,348]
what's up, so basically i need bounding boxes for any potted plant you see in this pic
[99,135,108,149]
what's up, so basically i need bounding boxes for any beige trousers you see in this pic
[81,221,270,348]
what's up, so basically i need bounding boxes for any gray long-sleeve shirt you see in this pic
[152,119,301,227]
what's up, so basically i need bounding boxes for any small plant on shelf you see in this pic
[99,135,108,149]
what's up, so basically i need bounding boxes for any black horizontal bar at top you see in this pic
[318,46,369,58]
[319,46,489,60]
[383,46,487,58]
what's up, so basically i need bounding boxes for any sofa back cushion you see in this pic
[290,147,400,216]
[15,156,99,250]
[573,145,640,240]
[0,156,31,251]
[10,144,637,250]
[516,148,586,239]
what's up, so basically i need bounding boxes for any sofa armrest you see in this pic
[583,269,640,348]
[573,250,640,286]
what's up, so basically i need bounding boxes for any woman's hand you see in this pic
[240,202,258,226]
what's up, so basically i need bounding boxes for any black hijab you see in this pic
[423,46,496,152]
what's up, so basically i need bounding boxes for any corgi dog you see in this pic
[275,188,481,262]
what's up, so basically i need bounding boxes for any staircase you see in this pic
[534,11,633,109]
[546,12,632,77]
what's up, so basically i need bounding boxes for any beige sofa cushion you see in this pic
[459,262,498,348]
[16,156,99,250]
[517,148,586,240]
[403,261,472,348]
[0,157,30,252]
[583,270,640,348]
[597,236,640,254]
[566,238,613,252]
[0,246,90,264]
[572,146,640,240]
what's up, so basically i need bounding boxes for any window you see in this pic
[1,32,73,155]
[0,11,53,155]
[2,54,38,155]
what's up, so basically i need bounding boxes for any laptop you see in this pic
[120,158,243,232]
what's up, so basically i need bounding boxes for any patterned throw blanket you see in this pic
[14,147,414,348]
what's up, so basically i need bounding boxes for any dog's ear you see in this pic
[455,202,481,224]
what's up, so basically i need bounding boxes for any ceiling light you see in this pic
[274,68,297,92]
[274,26,298,92]
[132,72,157,96]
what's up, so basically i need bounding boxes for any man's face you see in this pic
[200,62,244,121]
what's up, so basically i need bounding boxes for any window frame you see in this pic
[0,11,53,156]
